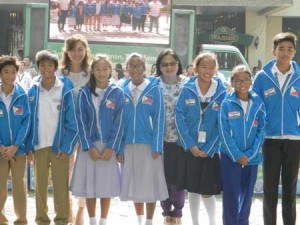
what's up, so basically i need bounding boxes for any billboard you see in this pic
[48,0,171,46]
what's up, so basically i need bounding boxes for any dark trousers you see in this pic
[160,184,185,218]
[221,153,258,225]
[138,15,147,32]
[58,10,68,30]
[263,139,300,225]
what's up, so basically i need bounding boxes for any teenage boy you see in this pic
[0,56,30,225]
[252,32,300,225]
[27,50,78,225]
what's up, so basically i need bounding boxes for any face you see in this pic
[38,60,57,79]
[67,41,86,66]
[194,57,216,83]
[92,60,111,86]
[187,66,193,76]
[127,57,146,85]
[0,65,17,87]
[231,72,252,97]
[18,63,25,73]
[272,41,296,66]
[23,58,30,67]
[159,54,179,78]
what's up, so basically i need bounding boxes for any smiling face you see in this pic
[126,57,146,85]
[0,64,17,87]
[92,59,111,88]
[159,54,179,79]
[38,60,57,80]
[194,57,216,84]
[67,41,86,66]
[231,71,252,99]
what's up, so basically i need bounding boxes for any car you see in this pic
[200,44,250,80]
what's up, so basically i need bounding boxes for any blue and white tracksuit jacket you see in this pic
[252,60,300,137]
[119,77,165,155]
[175,76,226,157]
[0,84,30,155]
[219,91,266,165]
[26,76,78,156]
[77,84,124,153]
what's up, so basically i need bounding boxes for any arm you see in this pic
[218,101,245,162]
[151,87,165,154]
[60,91,78,156]
[244,103,266,161]
[175,89,197,151]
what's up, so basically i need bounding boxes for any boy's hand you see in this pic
[101,148,113,160]
[198,150,208,158]
[2,145,18,160]
[238,155,249,166]
[57,151,67,160]
[88,147,101,161]
[27,151,34,164]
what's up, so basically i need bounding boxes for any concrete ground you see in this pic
[4,192,300,225]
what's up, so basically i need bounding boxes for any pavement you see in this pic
[4,192,300,225]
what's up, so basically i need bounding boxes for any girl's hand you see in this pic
[152,152,159,160]
[198,150,208,158]
[117,155,124,164]
[57,151,68,160]
[189,146,201,157]
[238,155,248,166]
[101,148,113,160]
[88,147,101,161]
[27,151,34,164]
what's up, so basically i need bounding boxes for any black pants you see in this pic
[263,139,300,225]
[58,10,68,30]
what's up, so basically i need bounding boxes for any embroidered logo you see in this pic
[13,106,23,115]
[0,110,3,117]
[142,96,153,105]
[125,98,130,104]
[212,101,220,111]
[106,99,116,109]
[264,88,276,98]
[290,87,299,97]
[29,96,35,101]
[185,99,195,106]
[228,111,241,119]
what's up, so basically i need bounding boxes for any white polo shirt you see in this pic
[34,78,64,150]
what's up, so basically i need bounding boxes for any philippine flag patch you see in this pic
[290,87,299,97]
[142,96,153,105]
[212,101,220,111]
[228,111,241,119]
[252,119,258,127]
[13,106,23,115]
[106,99,116,109]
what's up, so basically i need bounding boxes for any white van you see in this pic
[200,44,250,80]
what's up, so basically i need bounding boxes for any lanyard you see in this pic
[199,97,211,130]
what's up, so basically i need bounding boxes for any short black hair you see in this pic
[273,32,297,50]
[35,50,59,69]
[0,55,19,72]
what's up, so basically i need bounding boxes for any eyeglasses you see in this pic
[160,61,178,68]
[128,64,144,71]
[233,79,251,85]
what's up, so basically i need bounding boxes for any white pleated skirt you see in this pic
[120,144,169,203]
[70,141,121,198]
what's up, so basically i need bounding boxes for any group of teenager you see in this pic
[0,31,299,225]
[57,0,162,33]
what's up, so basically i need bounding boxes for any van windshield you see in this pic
[214,52,243,71]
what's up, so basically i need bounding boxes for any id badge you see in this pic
[198,131,206,143]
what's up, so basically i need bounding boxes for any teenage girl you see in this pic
[175,52,227,225]
[70,54,124,225]
[118,52,168,225]
[219,65,266,225]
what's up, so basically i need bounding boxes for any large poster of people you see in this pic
[49,0,171,45]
